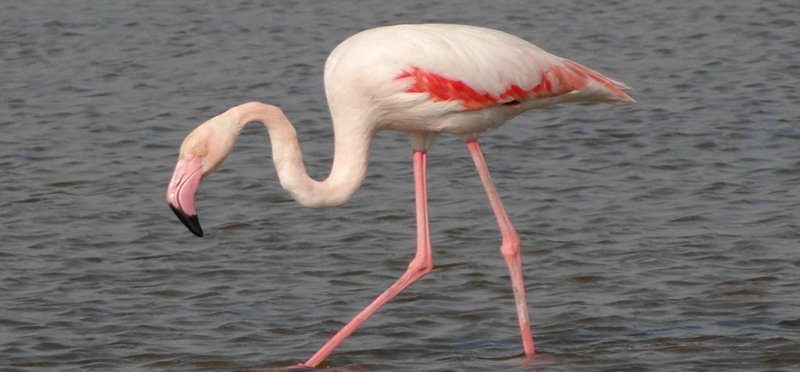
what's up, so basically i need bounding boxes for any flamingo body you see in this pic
[323,24,631,137]
[166,23,633,368]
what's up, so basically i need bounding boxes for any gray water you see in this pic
[2,1,799,371]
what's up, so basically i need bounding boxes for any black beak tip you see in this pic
[169,204,204,237]
[185,214,204,237]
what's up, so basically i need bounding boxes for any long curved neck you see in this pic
[229,101,371,208]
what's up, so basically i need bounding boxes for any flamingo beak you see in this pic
[166,156,204,237]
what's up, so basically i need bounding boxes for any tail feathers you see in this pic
[559,59,634,102]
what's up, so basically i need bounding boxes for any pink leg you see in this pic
[466,138,535,356]
[303,150,433,368]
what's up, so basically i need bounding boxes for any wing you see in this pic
[327,24,632,112]
[392,25,633,110]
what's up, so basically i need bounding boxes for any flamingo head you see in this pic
[166,115,237,237]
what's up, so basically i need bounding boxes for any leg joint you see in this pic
[408,255,434,277]
[500,232,521,258]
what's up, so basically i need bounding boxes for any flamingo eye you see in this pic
[195,148,206,157]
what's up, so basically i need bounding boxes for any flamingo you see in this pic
[166,23,633,368]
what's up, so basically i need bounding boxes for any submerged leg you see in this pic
[465,138,535,356]
[303,149,434,367]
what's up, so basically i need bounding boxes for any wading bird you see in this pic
[166,24,633,368]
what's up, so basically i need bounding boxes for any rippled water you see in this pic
[2,1,799,371]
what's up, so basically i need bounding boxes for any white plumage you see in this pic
[324,24,630,137]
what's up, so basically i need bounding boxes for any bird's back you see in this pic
[323,24,631,136]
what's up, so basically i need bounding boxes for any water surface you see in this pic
[2,1,799,371]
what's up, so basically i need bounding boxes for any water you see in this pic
[2,1,799,370]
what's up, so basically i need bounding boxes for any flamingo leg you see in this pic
[303,150,433,367]
[465,138,536,356]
